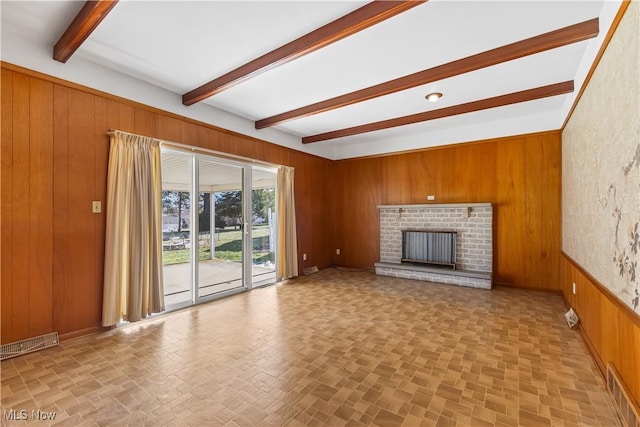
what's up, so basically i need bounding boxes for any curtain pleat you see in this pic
[102,131,165,326]
[276,166,298,280]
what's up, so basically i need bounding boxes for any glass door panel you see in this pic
[197,159,244,299]
[161,152,193,308]
[251,168,277,286]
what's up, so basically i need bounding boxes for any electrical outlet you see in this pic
[92,201,101,213]
[336,249,340,255]
[572,282,576,295]
[303,253,307,261]
[427,195,436,201]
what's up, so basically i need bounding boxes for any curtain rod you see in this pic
[107,128,283,169]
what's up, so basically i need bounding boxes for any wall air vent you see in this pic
[303,266,319,275]
[1,332,59,360]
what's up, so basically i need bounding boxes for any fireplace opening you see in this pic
[402,230,457,269]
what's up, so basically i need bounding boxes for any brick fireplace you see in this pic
[375,203,493,289]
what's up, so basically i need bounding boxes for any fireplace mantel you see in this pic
[378,202,492,209]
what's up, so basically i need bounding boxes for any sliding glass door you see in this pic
[197,159,245,299]
[251,168,277,286]
[161,148,277,310]
[161,151,193,308]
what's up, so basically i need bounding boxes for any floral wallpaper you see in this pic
[563,2,640,314]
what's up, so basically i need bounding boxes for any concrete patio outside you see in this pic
[163,259,276,306]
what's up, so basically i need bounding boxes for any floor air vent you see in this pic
[607,363,640,427]
[1,332,59,361]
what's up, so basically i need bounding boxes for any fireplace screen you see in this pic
[402,230,457,269]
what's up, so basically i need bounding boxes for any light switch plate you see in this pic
[92,201,101,213]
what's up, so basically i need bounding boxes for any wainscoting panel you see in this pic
[562,253,640,408]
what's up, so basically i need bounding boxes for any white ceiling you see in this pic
[0,0,622,160]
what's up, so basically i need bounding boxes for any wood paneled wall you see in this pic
[2,71,56,342]
[561,254,640,406]
[0,65,566,346]
[1,64,332,344]
[332,133,562,290]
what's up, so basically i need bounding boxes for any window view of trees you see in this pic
[162,187,275,266]
[252,188,274,224]
[162,191,190,231]
[214,191,242,230]
[160,154,278,299]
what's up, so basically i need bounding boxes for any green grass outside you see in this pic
[162,247,211,265]
[162,225,274,265]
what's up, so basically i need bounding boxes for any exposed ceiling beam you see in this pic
[257,18,598,129]
[182,0,426,106]
[53,0,119,63]
[302,80,574,144]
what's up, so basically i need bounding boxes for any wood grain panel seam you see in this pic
[562,251,640,326]
[28,77,55,336]
[52,83,71,335]
[12,72,32,339]
[1,69,15,343]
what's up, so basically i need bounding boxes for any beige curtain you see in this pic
[276,166,299,280]
[102,131,165,326]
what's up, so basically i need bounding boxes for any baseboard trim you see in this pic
[578,322,607,379]
[493,282,563,294]
[59,326,111,342]
[559,290,607,380]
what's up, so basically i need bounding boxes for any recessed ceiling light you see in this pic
[425,92,443,102]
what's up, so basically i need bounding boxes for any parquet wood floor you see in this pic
[0,269,619,426]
